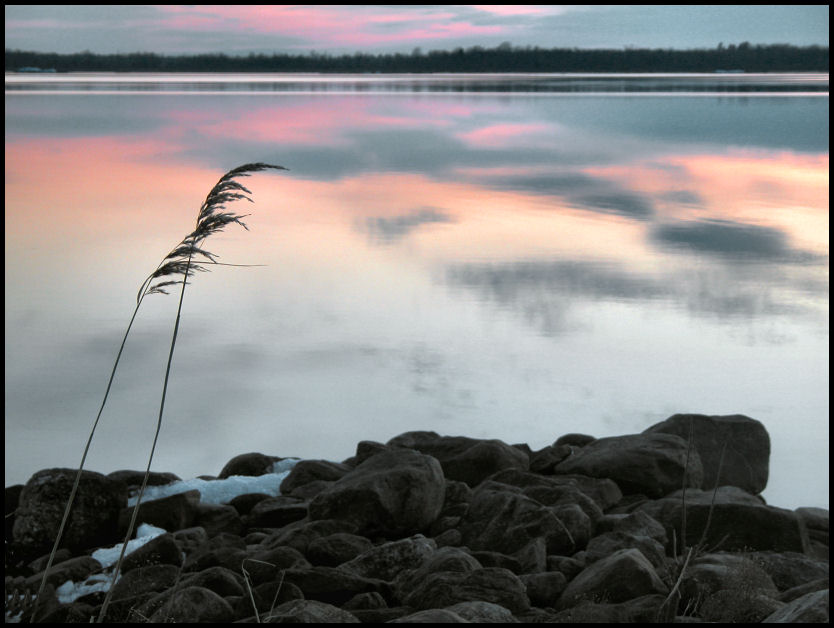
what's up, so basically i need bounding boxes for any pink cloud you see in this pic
[457,123,555,148]
[155,5,505,48]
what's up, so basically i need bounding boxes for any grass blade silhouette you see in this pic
[26,163,285,623]
[97,162,285,622]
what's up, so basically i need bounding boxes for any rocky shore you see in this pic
[5,413,829,623]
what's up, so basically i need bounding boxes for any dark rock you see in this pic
[172,525,208,556]
[280,565,390,606]
[194,502,243,537]
[340,534,437,581]
[119,532,182,572]
[458,480,578,556]
[228,492,270,516]
[389,608,469,622]
[245,495,309,528]
[24,555,100,589]
[13,468,127,556]
[148,585,234,622]
[746,550,830,591]
[679,552,780,622]
[308,449,445,539]
[218,452,281,479]
[349,606,414,622]
[244,545,311,586]
[780,578,829,603]
[354,440,390,465]
[280,459,353,494]
[763,589,829,623]
[551,594,667,623]
[469,549,523,574]
[235,578,304,618]
[107,469,181,488]
[521,570,568,607]
[401,567,530,614]
[342,590,388,610]
[557,548,668,609]
[266,598,361,622]
[445,600,519,622]
[554,433,596,448]
[644,413,770,495]
[117,489,200,534]
[306,532,373,566]
[180,565,245,597]
[386,431,529,487]
[554,432,704,498]
[529,444,573,474]
[585,530,667,569]
[261,518,358,554]
[108,563,180,602]
[637,487,811,553]
[182,532,247,573]
[393,546,482,603]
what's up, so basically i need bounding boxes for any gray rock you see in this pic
[402,567,530,614]
[120,532,182,572]
[445,600,518,622]
[679,552,781,622]
[557,548,669,609]
[217,452,282,479]
[644,413,770,494]
[13,468,127,556]
[389,608,470,622]
[148,585,234,622]
[340,534,437,581]
[280,459,353,494]
[763,589,829,623]
[308,449,445,538]
[638,487,811,553]
[458,481,578,555]
[554,432,704,498]
[263,598,361,622]
[386,431,529,487]
[118,489,200,535]
[306,532,373,567]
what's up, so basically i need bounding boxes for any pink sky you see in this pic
[5,5,828,55]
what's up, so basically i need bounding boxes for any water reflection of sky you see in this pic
[5,76,828,509]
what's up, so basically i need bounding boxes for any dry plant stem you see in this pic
[30,299,144,622]
[97,163,284,622]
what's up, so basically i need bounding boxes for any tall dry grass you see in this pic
[30,163,285,623]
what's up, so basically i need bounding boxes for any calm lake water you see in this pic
[4,73,829,509]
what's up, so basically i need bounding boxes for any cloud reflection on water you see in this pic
[4,79,829,508]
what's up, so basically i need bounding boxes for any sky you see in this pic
[4,5,829,56]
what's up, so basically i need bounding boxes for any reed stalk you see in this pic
[28,163,284,623]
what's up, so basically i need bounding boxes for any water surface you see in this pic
[5,73,829,508]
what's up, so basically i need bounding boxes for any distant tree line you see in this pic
[5,43,829,73]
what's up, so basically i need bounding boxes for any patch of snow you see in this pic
[126,458,300,506]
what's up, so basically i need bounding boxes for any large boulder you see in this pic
[340,534,437,581]
[13,468,127,556]
[217,452,282,479]
[553,433,703,498]
[763,589,829,623]
[644,413,770,494]
[678,552,781,623]
[386,431,529,487]
[280,459,352,494]
[557,548,669,609]
[637,487,811,553]
[264,599,360,623]
[402,567,530,614]
[458,480,580,556]
[308,449,445,538]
